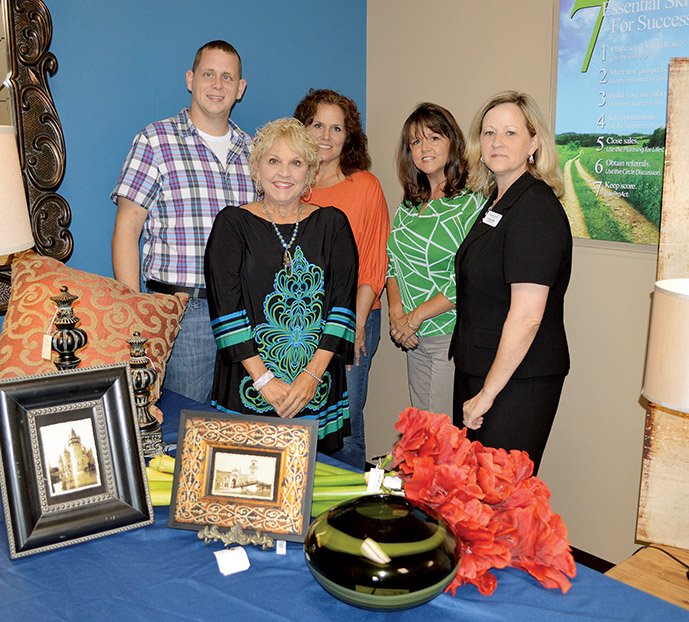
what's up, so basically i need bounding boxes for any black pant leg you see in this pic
[454,371,566,474]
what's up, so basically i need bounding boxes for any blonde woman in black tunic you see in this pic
[205,118,358,453]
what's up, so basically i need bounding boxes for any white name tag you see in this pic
[482,210,502,227]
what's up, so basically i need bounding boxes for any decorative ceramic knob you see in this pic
[127,331,163,457]
[50,286,87,370]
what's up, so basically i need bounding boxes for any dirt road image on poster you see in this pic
[555,0,689,245]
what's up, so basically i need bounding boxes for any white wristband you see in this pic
[253,370,275,391]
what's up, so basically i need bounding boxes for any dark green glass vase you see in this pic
[304,494,460,610]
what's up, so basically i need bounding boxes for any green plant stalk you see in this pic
[314,460,357,477]
[147,480,173,492]
[146,466,174,482]
[313,473,366,487]
[311,501,338,517]
[150,488,172,506]
[149,454,176,473]
[312,485,369,501]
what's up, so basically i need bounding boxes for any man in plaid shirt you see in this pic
[111,40,256,404]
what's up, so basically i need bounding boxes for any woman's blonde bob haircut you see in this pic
[466,91,564,198]
[249,117,320,192]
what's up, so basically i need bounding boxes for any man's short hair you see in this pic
[192,40,242,78]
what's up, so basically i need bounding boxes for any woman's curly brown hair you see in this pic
[293,89,371,176]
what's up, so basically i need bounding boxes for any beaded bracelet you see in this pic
[300,368,323,383]
[253,370,275,391]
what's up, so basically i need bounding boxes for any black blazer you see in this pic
[452,172,572,378]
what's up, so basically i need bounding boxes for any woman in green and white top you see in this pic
[387,103,486,415]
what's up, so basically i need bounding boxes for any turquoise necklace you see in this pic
[262,201,302,272]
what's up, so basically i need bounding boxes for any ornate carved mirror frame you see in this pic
[0,0,72,311]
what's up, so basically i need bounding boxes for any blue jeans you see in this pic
[331,309,381,469]
[158,295,216,405]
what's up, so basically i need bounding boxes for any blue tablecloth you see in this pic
[0,390,686,621]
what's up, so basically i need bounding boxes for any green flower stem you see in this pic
[314,473,367,487]
[315,461,358,477]
[312,485,370,501]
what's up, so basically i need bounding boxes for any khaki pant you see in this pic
[406,333,453,417]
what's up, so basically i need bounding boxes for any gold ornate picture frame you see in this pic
[169,410,318,542]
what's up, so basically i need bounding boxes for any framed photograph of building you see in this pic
[169,410,318,542]
[0,364,153,559]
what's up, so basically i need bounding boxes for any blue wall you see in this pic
[46,0,366,277]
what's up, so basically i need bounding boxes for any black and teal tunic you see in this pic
[204,206,357,452]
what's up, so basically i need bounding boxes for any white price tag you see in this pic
[41,334,52,360]
[367,467,384,493]
[276,540,287,555]
[214,546,251,576]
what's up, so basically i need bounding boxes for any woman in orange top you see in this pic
[295,89,390,469]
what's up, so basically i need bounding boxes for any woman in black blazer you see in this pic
[452,91,572,474]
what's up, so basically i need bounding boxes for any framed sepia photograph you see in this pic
[169,410,318,542]
[0,365,153,559]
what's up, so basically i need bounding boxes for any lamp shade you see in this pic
[642,278,689,412]
[0,126,33,255]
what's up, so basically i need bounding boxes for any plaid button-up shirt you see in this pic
[111,107,256,288]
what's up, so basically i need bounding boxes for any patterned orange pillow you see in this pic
[0,251,188,402]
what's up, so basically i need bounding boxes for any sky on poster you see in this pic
[556,0,687,134]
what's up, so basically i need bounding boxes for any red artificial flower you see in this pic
[448,567,497,596]
[390,408,576,597]
[496,478,576,593]
[475,445,533,504]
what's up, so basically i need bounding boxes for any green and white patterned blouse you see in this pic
[386,191,487,337]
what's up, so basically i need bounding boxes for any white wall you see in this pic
[366,0,657,563]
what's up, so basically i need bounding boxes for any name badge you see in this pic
[482,211,502,227]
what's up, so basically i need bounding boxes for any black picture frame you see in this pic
[169,410,318,542]
[0,364,153,558]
